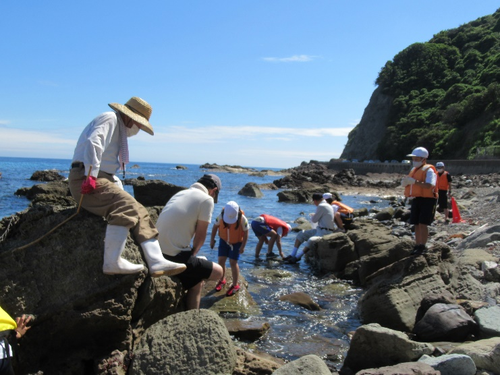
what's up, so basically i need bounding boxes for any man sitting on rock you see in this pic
[156,174,224,310]
[68,97,186,277]
[285,193,335,264]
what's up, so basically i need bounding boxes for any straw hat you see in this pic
[108,97,154,135]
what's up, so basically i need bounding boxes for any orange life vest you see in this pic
[404,164,438,198]
[332,201,354,215]
[260,214,289,237]
[218,215,246,245]
[436,171,450,191]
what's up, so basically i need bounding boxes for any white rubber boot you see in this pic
[140,239,187,277]
[103,225,145,275]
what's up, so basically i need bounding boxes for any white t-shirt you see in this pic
[157,182,214,256]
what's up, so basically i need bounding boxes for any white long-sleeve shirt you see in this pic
[72,111,125,178]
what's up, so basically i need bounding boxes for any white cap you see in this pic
[436,162,445,168]
[406,147,429,158]
[323,193,333,200]
[223,201,239,224]
[287,224,292,231]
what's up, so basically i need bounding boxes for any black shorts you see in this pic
[163,251,213,290]
[410,197,437,226]
[437,190,448,210]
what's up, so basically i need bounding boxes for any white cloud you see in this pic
[262,55,317,63]
[148,125,353,144]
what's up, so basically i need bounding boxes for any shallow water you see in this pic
[0,156,391,368]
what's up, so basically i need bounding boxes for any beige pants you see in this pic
[69,164,157,243]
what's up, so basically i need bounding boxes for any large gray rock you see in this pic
[413,303,477,342]
[30,170,66,181]
[342,323,434,373]
[15,180,71,200]
[449,337,500,373]
[279,292,321,311]
[305,232,357,275]
[130,309,236,375]
[418,354,476,375]
[474,305,500,338]
[238,182,264,198]
[0,204,184,374]
[233,347,281,375]
[355,362,439,375]
[272,354,330,375]
[358,247,457,332]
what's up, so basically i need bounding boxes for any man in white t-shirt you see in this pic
[285,193,334,264]
[157,174,224,309]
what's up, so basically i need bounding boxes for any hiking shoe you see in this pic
[226,284,240,296]
[284,256,299,264]
[266,252,278,259]
[215,279,226,292]
[283,255,293,261]
[411,245,425,255]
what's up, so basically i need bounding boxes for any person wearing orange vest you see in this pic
[401,147,437,255]
[435,161,452,223]
[0,307,32,375]
[210,201,249,296]
[323,193,354,232]
[250,214,291,260]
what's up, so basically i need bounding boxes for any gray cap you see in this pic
[197,174,221,203]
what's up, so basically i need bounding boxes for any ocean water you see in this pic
[0,156,391,368]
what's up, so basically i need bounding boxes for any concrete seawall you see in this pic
[327,160,500,175]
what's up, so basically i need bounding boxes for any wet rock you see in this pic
[201,274,260,316]
[353,207,369,217]
[418,354,476,375]
[30,170,66,181]
[279,292,321,311]
[342,323,434,373]
[355,362,439,375]
[200,163,257,173]
[132,179,186,207]
[293,217,313,231]
[175,165,187,170]
[449,337,500,373]
[238,182,264,198]
[0,204,184,374]
[258,182,279,190]
[224,320,270,341]
[413,303,477,342]
[273,354,331,375]
[474,305,500,338]
[130,309,236,375]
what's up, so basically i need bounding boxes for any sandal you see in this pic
[215,279,226,292]
[226,284,240,296]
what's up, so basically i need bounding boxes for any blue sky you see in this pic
[1,1,499,169]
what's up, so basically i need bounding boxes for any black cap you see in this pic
[197,174,221,203]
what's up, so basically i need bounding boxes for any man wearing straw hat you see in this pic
[68,97,186,277]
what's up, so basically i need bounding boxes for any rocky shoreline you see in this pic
[1,165,500,374]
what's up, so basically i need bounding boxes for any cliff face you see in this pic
[340,86,393,161]
[341,9,500,161]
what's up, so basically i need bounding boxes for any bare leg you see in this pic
[267,231,277,254]
[229,258,239,286]
[186,282,203,310]
[414,224,429,246]
[255,237,266,257]
[218,256,227,281]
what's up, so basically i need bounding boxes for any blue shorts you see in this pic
[218,239,242,261]
[251,220,271,237]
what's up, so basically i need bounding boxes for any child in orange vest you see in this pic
[210,201,249,296]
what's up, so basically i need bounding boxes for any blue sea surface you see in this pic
[0,156,391,367]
